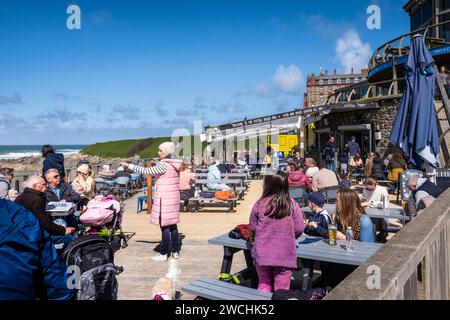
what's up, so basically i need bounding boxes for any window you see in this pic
[346,78,351,84]
[328,79,333,85]
[411,0,433,31]
[442,0,450,11]
[354,78,359,83]
[337,79,342,84]
[319,80,324,85]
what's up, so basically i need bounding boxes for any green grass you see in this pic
[82,135,207,159]
[81,139,141,158]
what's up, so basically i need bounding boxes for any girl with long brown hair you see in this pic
[249,171,304,292]
[335,189,374,242]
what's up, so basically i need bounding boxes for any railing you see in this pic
[325,189,450,300]
[11,158,151,193]
[369,20,450,70]
[325,78,405,104]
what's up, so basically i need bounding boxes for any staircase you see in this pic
[434,100,450,167]
[434,66,450,168]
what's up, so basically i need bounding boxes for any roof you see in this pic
[207,102,380,141]
[403,0,423,14]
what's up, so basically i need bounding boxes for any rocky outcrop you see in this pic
[0,153,143,174]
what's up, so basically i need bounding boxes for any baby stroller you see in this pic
[79,194,134,251]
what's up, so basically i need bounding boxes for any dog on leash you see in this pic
[151,259,181,300]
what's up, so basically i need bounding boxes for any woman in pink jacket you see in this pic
[121,142,182,261]
[287,164,312,190]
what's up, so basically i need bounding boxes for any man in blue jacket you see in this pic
[346,136,361,162]
[0,199,76,300]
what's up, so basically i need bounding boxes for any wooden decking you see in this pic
[115,180,263,300]
[114,181,403,300]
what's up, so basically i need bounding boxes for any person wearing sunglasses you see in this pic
[44,169,81,210]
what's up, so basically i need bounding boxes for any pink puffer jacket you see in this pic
[151,158,182,227]
[288,171,312,189]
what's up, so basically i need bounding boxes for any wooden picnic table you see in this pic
[195,173,249,179]
[194,179,244,187]
[208,233,383,288]
[301,204,337,215]
[365,207,408,226]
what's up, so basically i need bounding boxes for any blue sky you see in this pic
[0,0,410,144]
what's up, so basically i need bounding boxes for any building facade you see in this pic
[404,0,450,41]
[304,68,369,108]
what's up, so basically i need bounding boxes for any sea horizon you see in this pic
[0,145,87,160]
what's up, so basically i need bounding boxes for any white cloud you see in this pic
[249,82,270,97]
[272,65,304,94]
[335,29,372,73]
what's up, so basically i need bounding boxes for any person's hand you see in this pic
[120,162,129,169]
[308,221,318,229]
[65,227,75,235]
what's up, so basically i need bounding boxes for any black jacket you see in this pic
[371,158,386,180]
[42,153,66,179]
[15,188,66,235]
[417,180,444,199]
[46,183,81,204]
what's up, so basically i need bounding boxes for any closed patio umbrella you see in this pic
[390,35,440,167]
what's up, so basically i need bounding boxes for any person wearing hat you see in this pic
[120,142,183,261]
[72,164,95,201]
[304,192,332,238]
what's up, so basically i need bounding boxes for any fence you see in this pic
[325,189,450,300]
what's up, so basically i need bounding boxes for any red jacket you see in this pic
[288,171,312,189]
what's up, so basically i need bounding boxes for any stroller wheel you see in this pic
[120,238,128,249]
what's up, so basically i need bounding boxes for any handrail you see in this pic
[325,78,405,104]
[325,189,450,300]
[369,20,450,69]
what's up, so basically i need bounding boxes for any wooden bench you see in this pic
[188,196,239,213]
[182,277,272,300]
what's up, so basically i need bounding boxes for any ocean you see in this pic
[0,145,87,160]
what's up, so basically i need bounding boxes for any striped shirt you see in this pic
[129,163,167,176]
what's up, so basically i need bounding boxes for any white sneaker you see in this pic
[151,253,168,261]
[171,252,180,259]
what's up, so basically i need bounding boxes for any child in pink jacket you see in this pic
[249,171,304,292]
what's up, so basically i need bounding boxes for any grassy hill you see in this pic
[82,136,206,159]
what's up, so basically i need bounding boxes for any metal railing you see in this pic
[325,78,405,104]
[369,20,450,70]
[11,158,151,194]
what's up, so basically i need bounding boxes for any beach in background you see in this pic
[0,145,86,160]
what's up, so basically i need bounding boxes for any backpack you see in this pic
[62,235,123,300]
[199,191,215,198]
[215,191,231,201]
[229,224,254,242]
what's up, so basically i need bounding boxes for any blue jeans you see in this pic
[160,224,179,255]
[51,234,77,247]
[326,161,336,172]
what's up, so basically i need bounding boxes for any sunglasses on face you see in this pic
[51,175,60,179]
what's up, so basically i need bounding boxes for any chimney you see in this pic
[333,69,337,76]
[351,68,354,75]
[325,69,328,76]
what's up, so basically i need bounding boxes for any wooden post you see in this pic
[146,162,152,214]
